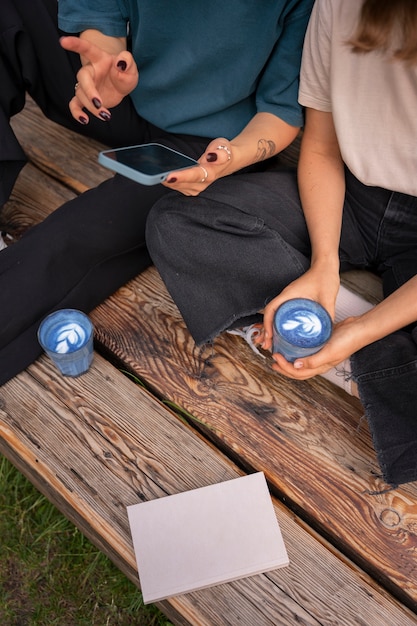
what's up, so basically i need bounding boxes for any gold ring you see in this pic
[199,165,208,183]
[216,144,232,160]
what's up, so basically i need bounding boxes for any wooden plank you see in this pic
[90,268,417,613]
[10,97,111,195]
[5,99,416,620]
[0,354,415,626]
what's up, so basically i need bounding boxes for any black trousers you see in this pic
[0,0,209,385]
[147,168,417,486]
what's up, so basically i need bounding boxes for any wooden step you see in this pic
[2,97,416,624]
[1,354,415,626]
[92,265,417,611]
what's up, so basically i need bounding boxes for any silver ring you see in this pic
[75,82,80,90]
[216,144,232,160]
[199,165,208,183]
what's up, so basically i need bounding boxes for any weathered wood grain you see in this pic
[10,97,111,194]
[90,267,417,611]
[3,98,416,624]
[1,354,415,626]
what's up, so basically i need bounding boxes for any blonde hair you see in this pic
[349,0,417,63]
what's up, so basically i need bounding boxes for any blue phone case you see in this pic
[98,143,199,186]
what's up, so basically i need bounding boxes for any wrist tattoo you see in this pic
[256,139,276,162]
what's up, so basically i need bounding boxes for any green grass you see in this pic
[0,455,174,626]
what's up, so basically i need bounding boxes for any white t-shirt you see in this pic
[299,0,417,196]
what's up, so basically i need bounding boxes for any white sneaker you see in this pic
[229,323,354,393]
[227,324,266,358]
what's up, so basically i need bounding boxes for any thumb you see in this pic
[292,350,329,373]
[60,35,102,63]
[204,139,232,164]
[114,51,134,73]
[112,51,139,92]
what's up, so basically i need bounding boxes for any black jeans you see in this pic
[147,168,417,485]
[0,0,209,384]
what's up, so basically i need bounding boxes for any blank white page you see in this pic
[127,472,289,603]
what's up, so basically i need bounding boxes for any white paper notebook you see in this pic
[127,472,289,603]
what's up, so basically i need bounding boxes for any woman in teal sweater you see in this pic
[0,0,313,384]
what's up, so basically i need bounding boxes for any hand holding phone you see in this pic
[98,143,199,185]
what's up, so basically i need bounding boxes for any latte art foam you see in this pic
[54,322,88,353]
[273,298,332,361]
[282,312,323,339]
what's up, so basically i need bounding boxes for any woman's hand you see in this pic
[163,138,234,196]
[271,315,361,379]
[163,110,299,196]
[261,267,341,352]
[60,34,138,124]
[270,273,417,380]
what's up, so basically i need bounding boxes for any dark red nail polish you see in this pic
[167,177,177,183]
[78,115,88,125]
[206,152,218,162]
[92,97,102,109]
[117,60,127,71]
[99,111,111,121]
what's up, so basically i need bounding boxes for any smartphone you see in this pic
[98,143,199,185]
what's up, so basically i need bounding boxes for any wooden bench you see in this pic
[1,97,417,625]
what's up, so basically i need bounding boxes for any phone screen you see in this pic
[102,144,198,175]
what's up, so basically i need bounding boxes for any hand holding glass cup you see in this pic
[273,298,332,362]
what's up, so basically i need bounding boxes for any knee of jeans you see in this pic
[352,330,417,380]
[146,195,188,254]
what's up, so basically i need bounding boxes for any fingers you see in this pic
[197,165,209,183]
[203,139,233,165]
[69,96,89,126]
[61,37,138,124]
[79,79,111,115]
[163,163,212,195]
[111,51,140,94]
[165,164,208,184]
[271,342,340,379]
[69,80,112,125]
[60,35,103,64]
[61,34,112,123]
[262,303,277,351]
[163,137,233,195]
[114,51,134,74]
[271,353,321,379]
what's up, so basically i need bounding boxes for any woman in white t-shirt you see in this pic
[262,0,417,486]
[147,0,417,486]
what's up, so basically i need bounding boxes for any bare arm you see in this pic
[165,112,300,196]
[297,107,345,312]
[226,112,300,173]
[262,108,417,379]
[262,107,345,349]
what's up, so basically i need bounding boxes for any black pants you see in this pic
[0,0,209,385]
[147,168,417,486]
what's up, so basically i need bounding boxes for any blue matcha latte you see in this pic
[273,298,332,362]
